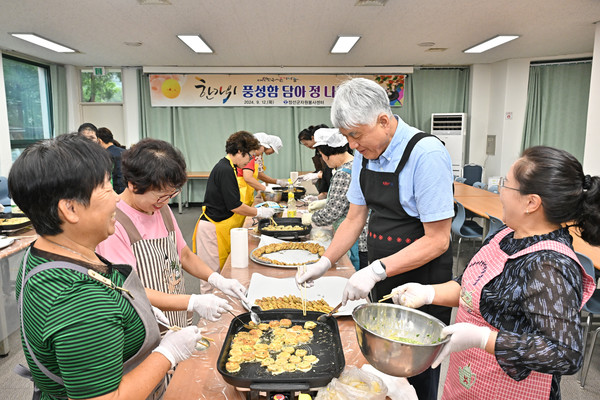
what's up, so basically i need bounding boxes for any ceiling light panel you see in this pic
[331,36,361,54]
[177,35,213,53]
[464,35,519,53]
[11,33,76,53]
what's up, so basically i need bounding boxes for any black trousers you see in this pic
[408,366,440,400]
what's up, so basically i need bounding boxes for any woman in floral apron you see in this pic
[393,146,600,400]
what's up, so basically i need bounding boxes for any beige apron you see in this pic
[16,248,165,400]
[116,206,192,330]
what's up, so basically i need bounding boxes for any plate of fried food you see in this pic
[250,241,325,268]
[246,273,367,317]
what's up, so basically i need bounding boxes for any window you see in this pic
[2,55,53,161]
[81,69,123,103]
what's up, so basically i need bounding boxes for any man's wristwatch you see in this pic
[372,260,387,280]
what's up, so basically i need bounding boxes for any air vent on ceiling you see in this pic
[138,0,171,5]
[355,0,388,6]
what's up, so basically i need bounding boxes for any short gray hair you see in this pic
[330,78,393,130]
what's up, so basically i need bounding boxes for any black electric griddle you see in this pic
[0,213,32,233]
[257,217,311,239]
[217,309,345,391]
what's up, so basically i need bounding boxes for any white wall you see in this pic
[584,22,600,176]
[0,53,11,176]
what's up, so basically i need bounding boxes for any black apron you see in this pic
[359,132,452,325]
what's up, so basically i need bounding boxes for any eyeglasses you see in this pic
[154,188,182,203]
[498,177,520,192]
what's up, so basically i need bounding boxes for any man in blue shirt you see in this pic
[296,78,454,400]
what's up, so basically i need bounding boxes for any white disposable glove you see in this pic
[276,179,288,187]
[152,325,203,368]
[431,323,492,369]
[298,172,320,182]
[187,293,232,322]
[308,199,327,212]
[342,260,387,305]
[301,212,313,226]
[295,256,331,289]
[391,283,435,308]
[151,306,170,326]
[303,195,318,203]
[256,206,277,219]
[208,272,249,303]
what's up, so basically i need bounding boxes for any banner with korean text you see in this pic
[148,74,405,107]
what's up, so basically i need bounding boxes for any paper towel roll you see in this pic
[230,228,249,268]
[290,171,298,182]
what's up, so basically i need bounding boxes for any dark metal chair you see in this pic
[578,251,600,388]
[463,164,483,186]
[451,201,483,275]
[484,213,504,241]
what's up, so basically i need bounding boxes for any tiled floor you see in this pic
[0,207,598,399]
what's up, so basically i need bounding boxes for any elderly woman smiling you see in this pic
[97,138,247,330]
[10,134,202,399]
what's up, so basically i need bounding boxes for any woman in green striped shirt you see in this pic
[10,134,202,400]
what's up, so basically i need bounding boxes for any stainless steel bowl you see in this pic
[259,190,283,202]
[352,303,449,377]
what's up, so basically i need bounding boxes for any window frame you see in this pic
[2,54,53,157]
[79,67,123,104]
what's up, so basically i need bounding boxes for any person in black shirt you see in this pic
[193,131,276,272]
[97,127,126,194]
[298,124,333,199]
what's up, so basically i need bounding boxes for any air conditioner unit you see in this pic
[431,113,467,176]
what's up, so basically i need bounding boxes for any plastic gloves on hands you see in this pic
[151,306,170,326]
[208,272,248,303]
[187,293,232,322]
[342,260,387,305]
[295,256,331,289]
[431,323,491,369]
[276,179,289,187]
[308,199,327,212]
[256,206,276,219]
[152,325,203,368]
[301,212,312,226]
[391,283,435,309]
[298,172,320,182]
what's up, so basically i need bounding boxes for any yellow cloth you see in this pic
[233,160,259,228]
[192,157,245,269]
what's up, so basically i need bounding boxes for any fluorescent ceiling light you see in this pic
[11,33,75,53]
[464,35,519,53]
[177,35,213,53]
[331,36,361,53]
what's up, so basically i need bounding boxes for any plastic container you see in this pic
[287,192,296,217]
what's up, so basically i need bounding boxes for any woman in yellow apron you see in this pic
[194,131,276,271]
[234,132,286,228]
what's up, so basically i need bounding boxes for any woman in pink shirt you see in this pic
[97,139,247,329]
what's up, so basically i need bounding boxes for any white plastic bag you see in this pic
[316,366,387,400]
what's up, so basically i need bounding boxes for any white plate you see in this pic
[0,237,15,249]
[246,272,367,316]
[249,250,319,268]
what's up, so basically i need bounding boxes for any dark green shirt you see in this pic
[16,245,146,399]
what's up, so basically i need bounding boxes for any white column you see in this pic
[65,64,80,132]
[583,22,600,176]
[0,53,13,176]
[122,67,141,147]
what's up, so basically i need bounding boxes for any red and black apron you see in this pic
[359,132,453,324]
